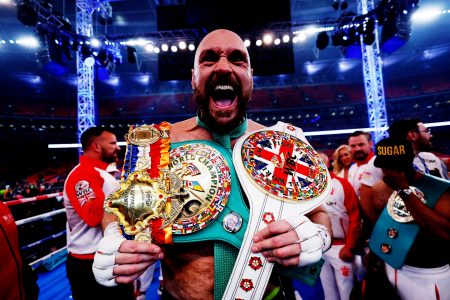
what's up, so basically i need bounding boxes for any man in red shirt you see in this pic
[64,127,134,299]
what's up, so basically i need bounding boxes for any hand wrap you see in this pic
[92,221,125,287]
[286,215,331,267]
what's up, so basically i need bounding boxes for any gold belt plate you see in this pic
[387,186,426,223]
[126,125,167,146]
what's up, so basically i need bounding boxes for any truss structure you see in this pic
[358,0,389,143]
[21,0,393,145]
[76,0,96,146]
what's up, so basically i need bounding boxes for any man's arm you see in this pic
[383,170,450,240]
[65,171,105,227]
[406,190,450,239]
[101,212,118,230]
[359,184,380,224]
[359,181,395,224]
[93,213,163,286]
[307,205,332,236]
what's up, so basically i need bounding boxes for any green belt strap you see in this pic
[369,173,449,269]
[214,242,239,300]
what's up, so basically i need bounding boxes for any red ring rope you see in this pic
[4,192,63,206]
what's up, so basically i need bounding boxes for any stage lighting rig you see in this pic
[15,0,124,77]
[316,31,329,50]
[96,1,113,25]
[358,17,376,45]
[127,46,137,64]
[332,0,340,10]
[17,1,38,26]
[378,0,419,53]
[331,0,348,11]
[35,33,68,76]
[17,0,72,31]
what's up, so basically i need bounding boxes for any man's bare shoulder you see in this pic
[247,119,264,132]
[171,117,196,132]
[170,117,211,143]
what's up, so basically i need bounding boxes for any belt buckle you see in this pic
[387,186,426,223]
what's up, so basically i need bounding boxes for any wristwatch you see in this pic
[397,188,413,199]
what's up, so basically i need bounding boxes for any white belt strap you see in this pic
[223,121,331,300]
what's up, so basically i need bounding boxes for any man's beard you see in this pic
[417,141,433,152]
[102,149,117,164]
[194,88,250,133]
[353,150,368,162]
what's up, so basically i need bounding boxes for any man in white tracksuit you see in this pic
[319,153,362,300]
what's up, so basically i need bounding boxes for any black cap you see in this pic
[374,138,415,171]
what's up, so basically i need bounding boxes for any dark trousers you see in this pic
[66,254,134,300]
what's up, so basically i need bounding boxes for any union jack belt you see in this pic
[223,121,331,300]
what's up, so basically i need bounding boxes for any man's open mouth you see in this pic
[210,85,237,107]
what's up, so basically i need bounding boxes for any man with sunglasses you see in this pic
[388,119,448,179]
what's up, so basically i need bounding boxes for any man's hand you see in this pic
[251,215,331,267]
[338,246,355,262]
[92,222,163,286]
[382,169,409,191]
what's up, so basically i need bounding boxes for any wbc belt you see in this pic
[223,122,331,300]
[170,140,249,249]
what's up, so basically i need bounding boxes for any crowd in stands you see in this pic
[0,179,64,201]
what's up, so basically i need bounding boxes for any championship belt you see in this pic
[105,122,185,243]
[170,140,249,249]
[223,122,331,300]
[369,188,423,269]
[369,174,449,269]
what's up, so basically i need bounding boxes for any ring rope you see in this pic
[20,229,66,251]
[15,208,66,226]
[30,246,68,270]
[4,192,63,207]
[6,191,69,273]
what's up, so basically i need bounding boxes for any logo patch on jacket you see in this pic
[75,180,96,206]
[341,266,351,277]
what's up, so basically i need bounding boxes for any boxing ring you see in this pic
[6,191,323,300]
[6,193,67,268]
[6,192,71,299]
[5,192,162,300]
